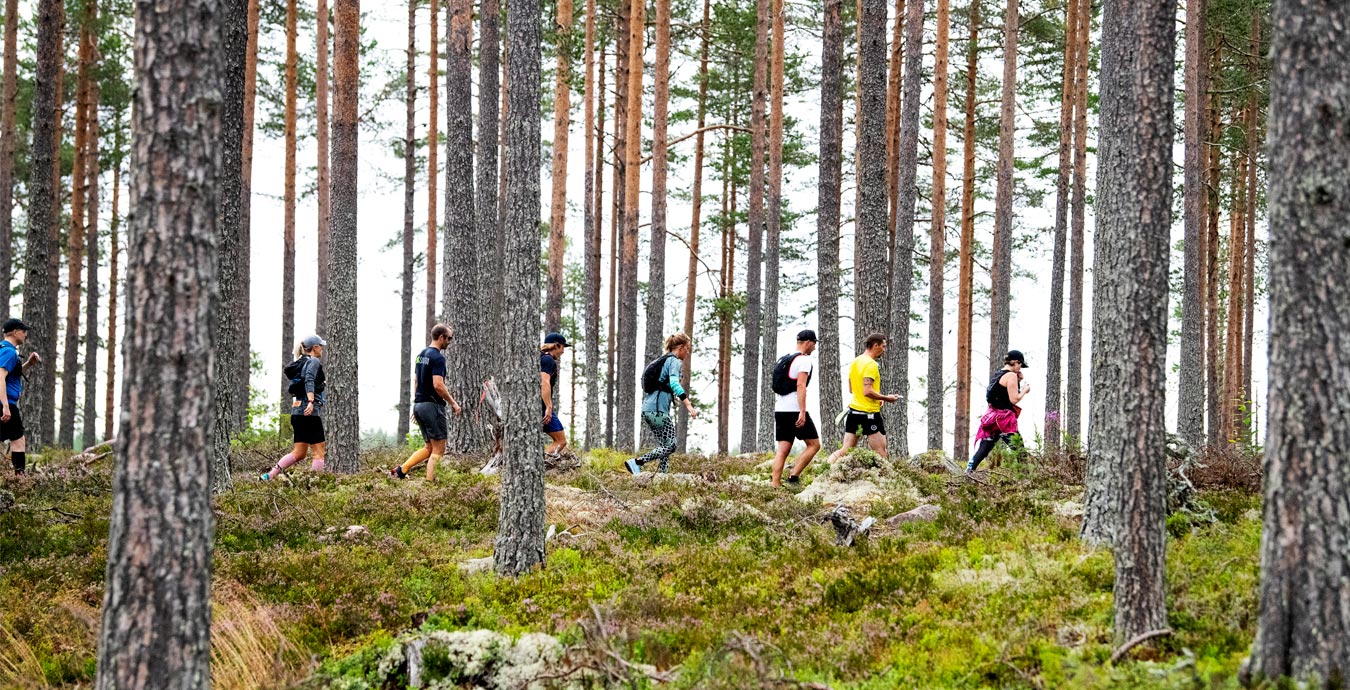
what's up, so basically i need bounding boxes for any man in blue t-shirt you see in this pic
[540,332,570,460]
[0,318,42,474]
[393,324,462,481]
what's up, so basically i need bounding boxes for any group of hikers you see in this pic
[0,314,1030,482]
[250,321,1032,485]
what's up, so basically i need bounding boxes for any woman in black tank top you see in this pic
[967,350,1032,472]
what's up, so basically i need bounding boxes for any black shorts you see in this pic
[413,401,448,441]
[292,414,326,444]
[0,404,23,442]
[774,411,819,443]
[843,409,886,437]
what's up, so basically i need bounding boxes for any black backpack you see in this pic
[284,356,317,398]
[641,354,675,394]
[771,352,810,396]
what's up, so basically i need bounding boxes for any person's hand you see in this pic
[1020,381,1032,395]
[542,407,553,426]
[686,401,699,419]
[886,394,900,403]
[25,353,39,366]
[1,404,9,423]
[795,411,806,428]
[453,401,463,416]
[304,402,314,416]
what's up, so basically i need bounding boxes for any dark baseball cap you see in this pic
[1006,350,1030,367]
[797,329,818,342]
[3,318,28,333]
[544,332,570,347]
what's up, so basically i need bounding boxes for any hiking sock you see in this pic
[967,440,997,471]
[268,453,297,477]
[11,451,25,474]
[400,447,431,475]
[310,457,325,472]
[425,454,442,482]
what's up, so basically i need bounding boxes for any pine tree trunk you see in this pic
[445,0,481,453]
[494,0,545,576]
[582,3,600,450]
[884,0,902,284]
[211,0,247,489]
[1043,0,1077,456]
[1064,0,1089,444]
[236,0,258,430]
[93,0,221,680]
[856,0,889,341]
[425,0,439,334]
[1244,0,1350,678]
[1177,0,1207,449]
[0,0,18,315]
[818,0,845,451]
[1081,0,1175,575]
[81,77,99,449]
[1080,0,1174,648]
[1204,50,1222,448]
[853,0,863,347]
[616,0,645,453]
[605,16,627,449]
[926,0,950,452]
[325,0,361,473]
[22,0,65,449]
[1223,138,1247,443]
[953,0,979,461]
[281,0,298,418]
[316,0,331,336]
[644,0,672,405]
[739,0,770,454]
[717,145,737,455]
[61,4,95,449]
[1241,20,1258,429]
[399,0,417,444]
[103,151,120,443]
[678,0,711,451]
[987,0,1017,374]
[545,0,572,335]
[758,0,785,448]
[476,0,501,371]
[885,0,922,455]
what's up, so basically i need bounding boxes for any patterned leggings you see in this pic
[637,412,677,473]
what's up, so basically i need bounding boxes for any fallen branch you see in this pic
[1109,628,1173,664]
[73,438,117,464]
[46,506,84,520]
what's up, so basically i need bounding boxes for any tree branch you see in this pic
[640,124,752,165]
[1109,628,1173,664]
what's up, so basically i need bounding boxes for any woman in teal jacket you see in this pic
[625,333,698,474]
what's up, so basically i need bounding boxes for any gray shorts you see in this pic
[413,401,448,441]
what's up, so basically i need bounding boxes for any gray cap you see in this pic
[302,334,327,349]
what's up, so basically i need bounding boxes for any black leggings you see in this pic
[967,434,1015,471]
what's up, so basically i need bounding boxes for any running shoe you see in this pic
[390,466,406,480]
[785,475,800,485]
[259,472,272,481]
[624,459,641,475]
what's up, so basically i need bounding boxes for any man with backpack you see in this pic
[392,324,463,481]
[0,319,41,474]
[770,330,821,487]
[624,333,698,475]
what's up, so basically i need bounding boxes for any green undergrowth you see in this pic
[0,443,1262,688]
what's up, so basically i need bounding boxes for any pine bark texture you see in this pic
[1080,0,1175,654]
[1043,0,1077,456]
[739,0,770,454]
[0,0,18,314]
[615,0,644,452]
[104,156,120,442]
[884,0,901,291]
[885,0,923,454]
[855,0,889,341]
[21,0,65,448]
[476,0,501,370]
[399,0,416,444]
[93,0,221,682]
[426,0,439,333]
[645,0,672,402]
[606,15,628,449]
[211,0,247,489]
[1204,57,1222,447]
[1245,0,1350,679]
[953,0,979,461]
[60,3,95,449]
[987,0,1017,374]
[581,0,599,449]
[325,0,360,473]
[1223,144,1247,443]
[444,0,481,453]
[235,0,258,430]
[677,0,710,450]
[545,0,572,335]
[1177,0,1207,449]
[817,0,844,450]
[927,0,950,452]
[494,0,545,576]
[758,0,784,448]
[1065,0,1089,443]
[316,0,331,335]
[281,0,298,414]
[81,80,100,448]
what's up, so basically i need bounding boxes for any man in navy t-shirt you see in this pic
[0,318,42,474]
[540,332,570,460]
[392,324,462,481]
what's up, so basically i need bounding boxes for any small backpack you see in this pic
[284,356,310,398]
[641,354,675,394]
[771,353,809,396]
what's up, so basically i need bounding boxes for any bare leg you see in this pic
[771,440,792,487]
[826,433,860,464]
[790,439,822,478]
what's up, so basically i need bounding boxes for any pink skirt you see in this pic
[975,407,1020,443]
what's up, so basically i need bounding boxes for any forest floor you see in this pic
[0,438,1263,689]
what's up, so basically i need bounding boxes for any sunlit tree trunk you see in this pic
[1064,0,1089,444]
[759,0,785,447]
[1241,16,1259,432]
[884,0,902,283]
[1222,133,1247,444]
[605,28,625,448]
[81,76,100,449]
[546,0,573,333]
[103,133,122,443]
[645,0,673,395]
[0,0,18,313]
[953,0,980,460]
[60,1,95,449]
[925,0,950,452]
[426,0,439,333]
[399,0,417,444]
[739,0,771,453]
[1043,0,1077,455]
[316,0,331,335]
[281,0,298,419]
[1204,44,1222,448]
[582,22,603,450]
[677,0,711,451]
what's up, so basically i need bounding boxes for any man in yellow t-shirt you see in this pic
[827,333,900,461]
